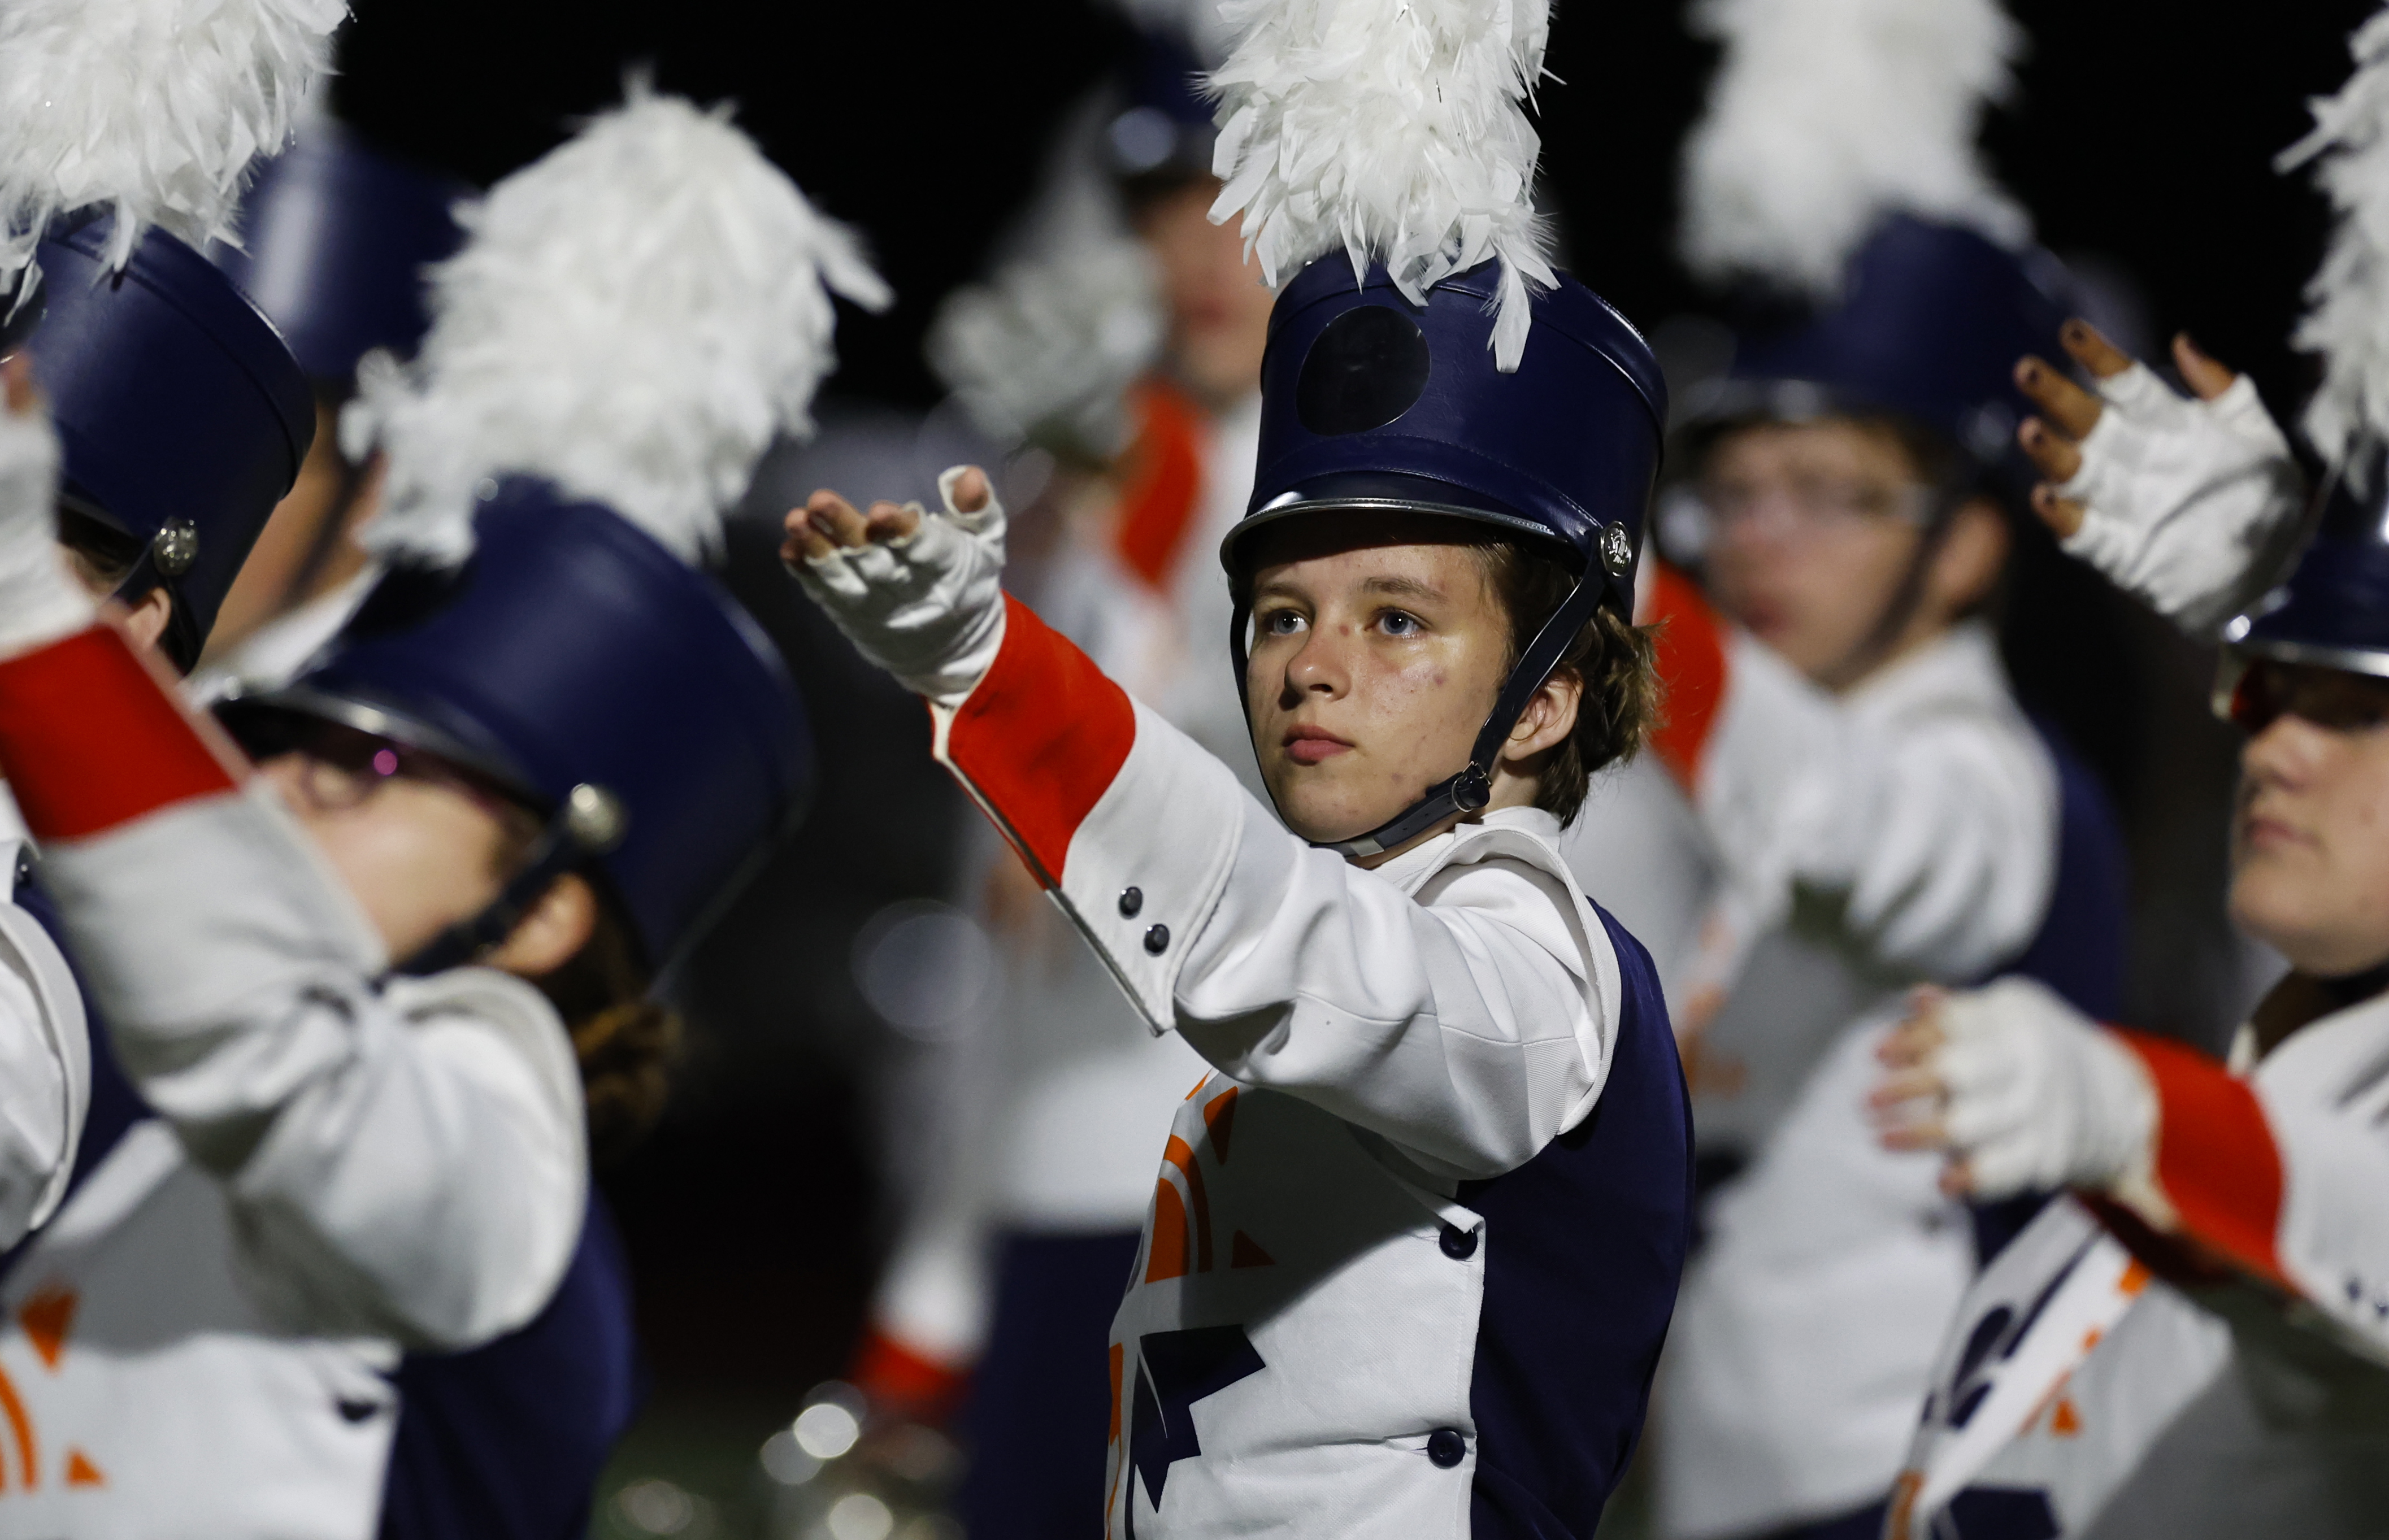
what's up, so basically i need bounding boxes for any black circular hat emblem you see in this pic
[1296,304,1432,436]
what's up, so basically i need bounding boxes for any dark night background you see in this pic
[328,0,2383,1520]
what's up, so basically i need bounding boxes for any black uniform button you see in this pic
[1119,886,1144,917]
[1438,1223,1478,1260]
[1427,1428,1467,1468]
[1143,924,1170,955]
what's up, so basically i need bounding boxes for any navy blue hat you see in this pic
[1228,256,1667,610]
[1710,216,2070,470]
[211,120,469,384]
[221,478,814,976]
[16,214,316,673]
[1222,256,1666,856]
[2229,442,2389,682]
[1106,33,1218,180]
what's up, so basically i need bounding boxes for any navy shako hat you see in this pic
[1227,256,1668,614]
[211,120,470,384]
[2226,443,2389,686]
[17,214,316,673]
[224,478,814,978]
[1706,216,2069,474]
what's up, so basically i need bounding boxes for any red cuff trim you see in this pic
[847,1325,970,1425]
[945,595,1136,886]
[1646,563,1726,790]
[0,627,241,839]
[2115,1029,2288,1288]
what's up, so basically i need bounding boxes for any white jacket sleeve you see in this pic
[0,625,585,1351]
[928,595,1613,1183]
[1649,570,2056,982]
[0,873,90,1247]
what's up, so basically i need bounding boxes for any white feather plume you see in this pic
[1206,0,1557,372]
[2282,7,2389,469]
[1678,0,2029,300]
[0,0,345,282]
[347,85,892,568]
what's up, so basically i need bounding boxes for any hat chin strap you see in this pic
[397,784,626,977]
[1232,571,1608,862]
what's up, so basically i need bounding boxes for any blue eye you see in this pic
[1378,610,1422,637]
[1262,610,1306,636]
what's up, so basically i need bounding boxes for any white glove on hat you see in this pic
[787,465,1008,708]
[1934,977,2157,1200]
[2058,364,2305,632]
[0,395,95,658]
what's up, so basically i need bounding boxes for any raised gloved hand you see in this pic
[0,357,94,658]
[1870,977,2157,1202]
[781,464,1008,707]
[2013,322,2305,633]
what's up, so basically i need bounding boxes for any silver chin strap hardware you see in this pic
[398,782,627,976]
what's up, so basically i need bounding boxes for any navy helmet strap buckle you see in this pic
[396,784,627,978]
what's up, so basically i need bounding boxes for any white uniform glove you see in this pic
[2057,364,2305,632]
[0,393,92,658]
[786,466,1009,708]
[1931,977,2157,1200]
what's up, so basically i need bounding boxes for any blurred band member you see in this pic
[0,89,879,1536]
[194,118,469,695]
[1620,5,2132,1538]
[1881,19,2389,1532]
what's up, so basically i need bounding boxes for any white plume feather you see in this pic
[0,0,345,282]
[348,85,892,568]
[2282,7,2389,469]
[1206,0,1557,372]
[1678,0,2029,299]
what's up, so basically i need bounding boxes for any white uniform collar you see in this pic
[1365,804,1565,891]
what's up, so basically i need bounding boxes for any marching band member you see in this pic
[1636,3,2132,1535]
[1877,13,2389,1535]
[194,112,470,694]
[785,0,1692,1532]
[0,0,344,1260]
[0,85,883,1536]
[851,16,1278,1533]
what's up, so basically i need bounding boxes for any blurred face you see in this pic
[1700,419,1936,686]
[1134,177,1275,411]
[2227,661,2389,976]
[254,726,516,963]
[1245,517,1513,852]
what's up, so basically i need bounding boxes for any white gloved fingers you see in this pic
[2088,359,2171,416]
[936,464,1007,545]
[789,474,1012,706]
[2209,374,2291,451]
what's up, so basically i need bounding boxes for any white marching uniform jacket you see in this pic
[923,594,1692,1538]
[0,794,90,1255]
[870,390,1258,1369]
[1893,991,2389,1540]
[0,625,587,1537]
[1623,570,2064,1540]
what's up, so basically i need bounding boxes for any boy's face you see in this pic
[1244,516,1512,849]
[2229,662,2389,976]
[1699,417,1938,686]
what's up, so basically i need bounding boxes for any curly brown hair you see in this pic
[489,810,681,1164]
[1469,542,1662,826]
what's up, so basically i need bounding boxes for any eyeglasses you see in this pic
[1693,476,1934,533]
[236,714,515,816]
[2223,657,2389,736]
